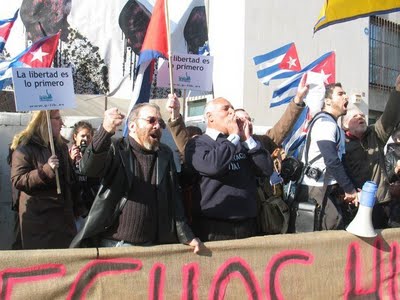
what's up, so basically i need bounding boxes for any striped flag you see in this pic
[0,32,60,90]
[253,42,301,86]
[270,51,335,107]
[280,53,336,156]
[124,0,206,136]
[282,106,311,156]
[123,0,169,136]
[0,10,19,53]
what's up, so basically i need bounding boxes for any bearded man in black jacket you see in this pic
[70,103,201,253]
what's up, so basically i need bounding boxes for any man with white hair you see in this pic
[185,97,273,241]
[342,74,400,228]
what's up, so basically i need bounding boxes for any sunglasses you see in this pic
[136,117,166,129]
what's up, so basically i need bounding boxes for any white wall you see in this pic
[209,0,374,127]
[208,0,246,110]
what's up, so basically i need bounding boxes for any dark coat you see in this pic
[167,100,305,155]
[385,143,400,183]
[11,136,78,249]
[344,91,400,204]
[70,136,194,248]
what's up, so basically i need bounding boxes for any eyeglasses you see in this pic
[135,116,165,128]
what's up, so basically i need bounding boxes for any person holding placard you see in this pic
[10,110,80,249]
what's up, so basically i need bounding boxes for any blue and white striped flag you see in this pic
[270,51,335,107]
[253,42,301,86]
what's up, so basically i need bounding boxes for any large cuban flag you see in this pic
[253,42,301,86]
[0,32,60,90]
[0,10,19,53]
[270,51,335,108]
[279,52,336,155]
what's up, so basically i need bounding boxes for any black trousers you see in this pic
[192,216,257,242]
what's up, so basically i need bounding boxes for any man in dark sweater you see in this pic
[70,103,201,253]
[185,97,273,241]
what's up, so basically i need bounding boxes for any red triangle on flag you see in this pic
[0,25,10,38]
[311,52,335,84]
[278,43,301,71]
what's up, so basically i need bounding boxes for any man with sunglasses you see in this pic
[70,103,202,253]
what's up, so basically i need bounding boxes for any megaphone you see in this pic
[346,181,378,238]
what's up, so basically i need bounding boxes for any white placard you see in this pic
[12,67,75,111]
[305,71,326,117]
[157,53,213,91]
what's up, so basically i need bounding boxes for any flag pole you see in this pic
[45,111,61,194]
[182,89,187,122]
[165,0,174,95]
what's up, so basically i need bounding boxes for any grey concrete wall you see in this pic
[0,113,31,249]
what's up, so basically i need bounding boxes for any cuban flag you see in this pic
[124,0,205,135]
[270,51,335,108]
[253,42,301,86]
[282,106,311,156]
[280,52,336,156]
[0,10,19,53]
[0,32,60,90]
[123,0,168,136]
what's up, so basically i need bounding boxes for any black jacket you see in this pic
[385,143,400,183]
[70,136,194,247]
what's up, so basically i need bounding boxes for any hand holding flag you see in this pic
[270,51,335,107]
[278,52,336,156]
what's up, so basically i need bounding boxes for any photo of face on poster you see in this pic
[3,0,209,99]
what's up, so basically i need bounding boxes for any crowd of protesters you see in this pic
[8,74,400,251]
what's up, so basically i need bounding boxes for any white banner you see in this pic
[157,53,213,91]
[12,67,75,111]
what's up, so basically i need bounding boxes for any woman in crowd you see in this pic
[10,110,79,249]
[69,121,99,218]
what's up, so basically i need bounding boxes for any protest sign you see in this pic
[12,67,75,111]
[0,230,399,299]
[157,53,213,91]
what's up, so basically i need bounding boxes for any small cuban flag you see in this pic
[253,42,302,86]
[0,10,19,53]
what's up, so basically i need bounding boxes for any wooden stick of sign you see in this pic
[45,111,61,194]
[165,0,174,95]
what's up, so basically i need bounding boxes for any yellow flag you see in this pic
[314,0,400,33]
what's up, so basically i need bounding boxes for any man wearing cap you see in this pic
[342,74,400,228]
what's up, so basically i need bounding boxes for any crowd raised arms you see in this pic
[8,74,400,251]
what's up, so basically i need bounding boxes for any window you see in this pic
[369,16,400,91]
[187,98,206,117]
